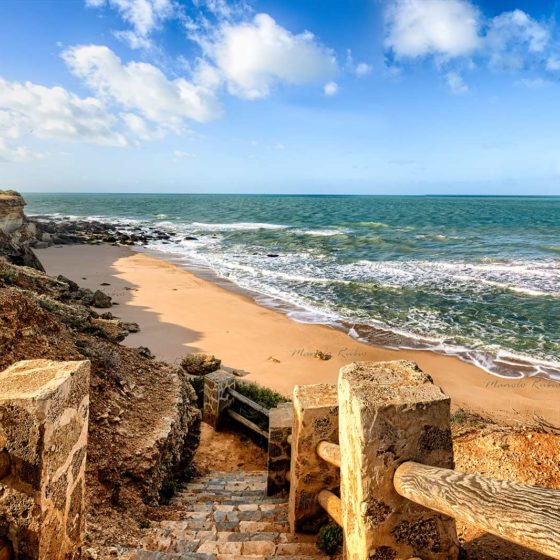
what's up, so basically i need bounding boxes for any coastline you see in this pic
[37,244,560,427]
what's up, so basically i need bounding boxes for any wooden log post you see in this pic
[288,383,339,533]
[267,403,293,496]
[394,461,560,560]
[338,360,459,560]
[202,370,236,429]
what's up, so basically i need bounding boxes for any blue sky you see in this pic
[1,0,560,194]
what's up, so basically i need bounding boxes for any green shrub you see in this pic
[317,523,342,555]
[235,381,289,410]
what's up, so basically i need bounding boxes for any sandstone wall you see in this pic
[0,359,90,559]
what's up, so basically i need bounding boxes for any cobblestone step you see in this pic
[128,471,328,560]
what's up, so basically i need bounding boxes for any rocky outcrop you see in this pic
[0,190,43,271]
[180,352,221,376]
[0,261,201,550]
[0,191,35,240]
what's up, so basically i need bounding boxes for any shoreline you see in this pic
[37,244,560,427]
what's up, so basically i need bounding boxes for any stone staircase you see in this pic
[124,471,329,560]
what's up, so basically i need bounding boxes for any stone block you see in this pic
[288,383,339,533]
[267,402,293,497]
[202,370,236,429]
[338,360,459,560]
[0,359,90,560]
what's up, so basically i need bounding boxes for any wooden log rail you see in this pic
[394,461,560,560]
[228,388,270,417]
[318,490,343,527]
[316,441,341,468]
[225,409,269,439]
[315,441,342,525]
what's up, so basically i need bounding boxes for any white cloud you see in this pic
[345,49,372,77]
[515,77,549,88]
[486,10,549,70]
[121,112,164,140]
[385,0,481,59]
[0,139,42,162]
[355,63,372,77]
[202,13,337,99]
[384,2,557,92]
[86,0,176,48]
[0,77,127,150]
[63,45,222,128]
[446,71,468,94]
[324,81,339,96]
[546,56,560,71]
[173,149,197,158]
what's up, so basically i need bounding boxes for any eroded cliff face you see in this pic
[0,190,43,271]
[0,256,201,548]
[0,191,34,238]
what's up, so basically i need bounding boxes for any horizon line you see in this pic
[19,191,560,198]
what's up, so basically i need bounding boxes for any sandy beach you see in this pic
[38,244,559,427]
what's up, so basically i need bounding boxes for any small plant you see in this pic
[450,408,468,425]
[450,408,491,428]
[317,523,342,556]
[235,381,289,410]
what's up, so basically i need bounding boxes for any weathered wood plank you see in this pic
[316,441,341,468]
[394,461,560,560]
[228,388,270,417]
[318,489,343,527]
[225,408,269,439]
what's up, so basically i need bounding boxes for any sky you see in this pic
[1,0,560,194]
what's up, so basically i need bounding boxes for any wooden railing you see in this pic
[314,442,560,558]
[226,387,270,439]
[394,461,560,559]
[315,441,343,527]
[286,361,560,560]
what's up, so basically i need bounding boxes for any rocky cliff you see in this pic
[0,190,43,270]
[0,191,201,549]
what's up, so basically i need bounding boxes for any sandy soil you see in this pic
[193,423,267,474]
[38,244,560,427]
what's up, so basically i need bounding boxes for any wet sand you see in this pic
[38,244,560,427]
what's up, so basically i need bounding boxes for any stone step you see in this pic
[127,471,327,559]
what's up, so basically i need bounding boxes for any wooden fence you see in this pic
[203,363,560,560]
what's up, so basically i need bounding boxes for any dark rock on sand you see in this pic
[93,289,112,308]
[180,352,221,376]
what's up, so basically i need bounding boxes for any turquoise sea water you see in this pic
[24,193,560,380]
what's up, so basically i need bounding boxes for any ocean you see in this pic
[24,193,560,381]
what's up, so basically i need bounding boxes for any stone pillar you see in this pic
[202,370,235,429]
[266,402,293,497]
[338,360,459,560]
[0,359,90,560]
[288,384,339,533]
